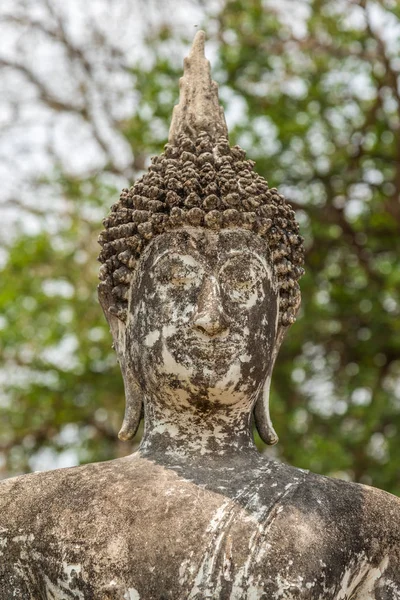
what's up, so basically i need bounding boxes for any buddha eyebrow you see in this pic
[153,252,201,268]
[218,251,269,273]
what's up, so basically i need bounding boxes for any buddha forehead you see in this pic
[137,227,274,277]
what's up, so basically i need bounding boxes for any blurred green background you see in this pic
[0,0,399,495]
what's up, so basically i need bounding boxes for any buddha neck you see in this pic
[138,394,258,464]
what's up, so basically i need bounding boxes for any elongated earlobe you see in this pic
[254,322,289,445]
[118,364,143,441]
[254,376,279,445]
[98,282,143,442]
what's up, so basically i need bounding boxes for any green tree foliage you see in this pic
[1,0,399,494]
[0,179,127,475]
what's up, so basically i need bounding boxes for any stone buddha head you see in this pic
[97,32,304,453]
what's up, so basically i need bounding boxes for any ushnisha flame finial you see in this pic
[168,30,228,145]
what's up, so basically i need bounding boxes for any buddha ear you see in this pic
[254,322,288,446]
[254,376,279,446]
[117,367,143,442]
[98,282,143,441]
[97,282,125,342]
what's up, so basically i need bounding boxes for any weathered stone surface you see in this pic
[1,30,399,600]
[1,453,400,598]
[168,30,228,146]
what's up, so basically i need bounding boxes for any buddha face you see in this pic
[126,228,279,410]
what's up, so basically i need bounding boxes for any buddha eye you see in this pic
[219,256,265,304]
[155,256,201,289]
[170,267,198,287]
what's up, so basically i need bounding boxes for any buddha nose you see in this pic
[192,276,230,337]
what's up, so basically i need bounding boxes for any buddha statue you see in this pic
[0,31,399,600]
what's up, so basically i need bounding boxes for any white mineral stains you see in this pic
[218,362,242,388]
[208,501,232,532]
[275,572,305,598]
[151,422,180,438]
[178,254,200,268]
[179,551,196,586]
[11,533,35,543]
[62,561,81,579]
[274,295,280,332]
[337,554,389,599]
[144,329,160,347]
[124,589,140,600]
[0,533,7,558]
[162,324,179,338]
[222,535,233,581]
[162,419,230,457]
[44,563,85,600]
[379,578,400,598]
[188,498,241,599]
[161,336,193,380]
[239,353,251,363]
[243,287,259,309]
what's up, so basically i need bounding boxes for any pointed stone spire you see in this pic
[168,30,228,145]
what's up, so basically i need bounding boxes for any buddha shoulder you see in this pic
[273,469,400,551]
[249,468,400,598]
[0,453,193,520]
[0,454,228,539]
